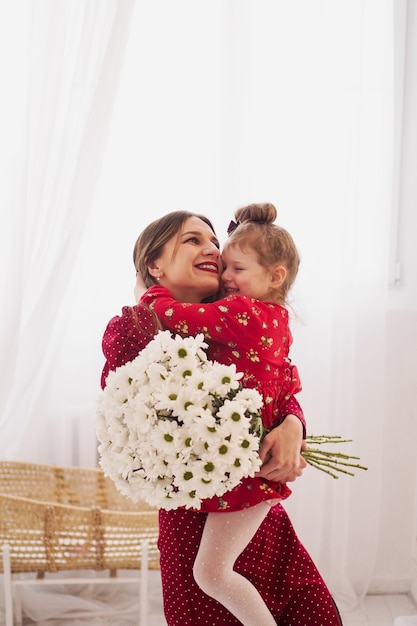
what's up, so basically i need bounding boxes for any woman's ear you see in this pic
[148,263,162,280]
[271,265,287,288]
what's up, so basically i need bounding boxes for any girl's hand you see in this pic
[256,414,306,483]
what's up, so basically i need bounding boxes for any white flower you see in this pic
[204,361,243,396]
[233,387,264,412]
[96,330,264,509]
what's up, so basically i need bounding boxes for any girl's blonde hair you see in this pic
[226,202,300,303]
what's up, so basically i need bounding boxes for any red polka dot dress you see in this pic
[159,506,342,625]
[101,297,343,625]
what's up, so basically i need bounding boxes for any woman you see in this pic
[138,203,304,626]
[101,210,342,625]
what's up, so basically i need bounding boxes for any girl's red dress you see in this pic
[101,293,343,625]
[141,286,303,511]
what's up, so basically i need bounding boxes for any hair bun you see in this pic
[234,203,277,225]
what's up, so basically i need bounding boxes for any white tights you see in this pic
[193,501,277,626]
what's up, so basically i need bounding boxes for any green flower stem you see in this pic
[306,435,352,444]
[301,434,368,479]
[304,447,358,459]
[303,458,348,479]
[303,453,367,469]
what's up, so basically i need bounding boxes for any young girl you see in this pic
[139,203,308,626]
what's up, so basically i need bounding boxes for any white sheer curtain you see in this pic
[0,0,135,461]
[2,0,415,622]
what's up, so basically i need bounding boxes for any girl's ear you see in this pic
[271,265,287,288]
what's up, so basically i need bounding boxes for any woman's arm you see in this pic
[100,304,157,388]
[256,414,307,483]
[276,395,306,436]
[257,395,307,483]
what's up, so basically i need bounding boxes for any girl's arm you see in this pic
[258,388,307,483]
[141,285,248,343]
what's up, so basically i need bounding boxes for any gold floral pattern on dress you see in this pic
[265,396,273,405]
[174,321,189,334]
[242,373,257,385]
[211,347,222,361]
[260,482,274,493]
[260,335,273,349]
[231,349,240,359]
[164,306,175,319]
[236,312,250,325]
[218,305,229,313]
[246,348,260,363]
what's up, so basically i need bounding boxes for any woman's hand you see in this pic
[134,273,147,302]
[256,414,307,483]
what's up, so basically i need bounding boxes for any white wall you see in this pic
[380,0,417,598]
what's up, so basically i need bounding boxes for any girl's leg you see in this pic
[193,502,277,626]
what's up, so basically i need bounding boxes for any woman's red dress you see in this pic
[101,297,343,625]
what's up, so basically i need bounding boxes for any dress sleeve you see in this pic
[276,395,307,438]
[141,285,254,345]
[100,304,158,388]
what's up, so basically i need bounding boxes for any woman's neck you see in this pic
[165,286,216,303]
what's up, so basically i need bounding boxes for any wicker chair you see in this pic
[0,460,160,626]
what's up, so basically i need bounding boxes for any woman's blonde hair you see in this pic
[133,210,217,288]
[226,202,300,303]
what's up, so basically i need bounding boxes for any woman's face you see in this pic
[151,216,221,302]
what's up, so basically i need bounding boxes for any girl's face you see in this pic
[151,216,221,302]
[221,245,277,301]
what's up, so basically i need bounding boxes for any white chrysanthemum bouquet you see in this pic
[96,331,264,510]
